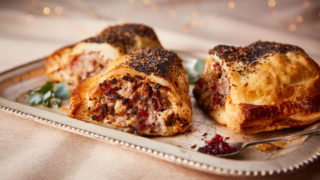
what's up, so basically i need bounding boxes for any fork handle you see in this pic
[243,128,320,148]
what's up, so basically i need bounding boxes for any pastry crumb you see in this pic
[255,142,287,152]
[58,107,69,113]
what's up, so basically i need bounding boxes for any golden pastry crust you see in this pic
[193,41,320,134]
[69,48,191,136]
[45,24,163,87]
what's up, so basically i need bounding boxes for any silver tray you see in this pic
[0,54,319,176]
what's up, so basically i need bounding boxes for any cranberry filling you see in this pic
[210,81,217,90]
[90,75,173,134]
[138,109,149,121]
[195,78,204,89]
[105,87,117,95]
[197,134,236,156]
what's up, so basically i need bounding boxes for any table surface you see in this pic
[0,0,319,179]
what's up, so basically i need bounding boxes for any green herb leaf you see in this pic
[194,60,204,74]
[38,82,53,94]
[189,74,200,84]
[186,59,204,84]
[187,69,200,85]
[50,97,62,108]
[54,83,70,99]
[28,90,36,96]
[27,81,70,108]
[42,90,52,101]
[28,93,42,105]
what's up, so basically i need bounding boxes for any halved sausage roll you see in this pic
[194,41,320,134]
[69,48,192,136]
[45,24,162,87]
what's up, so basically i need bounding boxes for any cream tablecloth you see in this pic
[0,0,319,179]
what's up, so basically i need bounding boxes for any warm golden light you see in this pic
[43,7,51,15]
[26,14,34,22]
[129,0,136,3]
[55,6,63,15]
[296,16,303,23]
[288,24,296,32]
[142,0,151,5]
[268,0,276,8]
[228,1,235,9]
[191,20,198,27]
[169,10,177,18]
[181,26,189,34]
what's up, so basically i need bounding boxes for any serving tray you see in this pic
[0,54,319,176]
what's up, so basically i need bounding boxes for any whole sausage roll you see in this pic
[45,24,162,87]
[193,41,320,134]
[69,48,192,136]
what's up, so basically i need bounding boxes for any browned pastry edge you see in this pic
[241,94,320,122]
[194,91,320,134]
[47,24,161,59]
[126,48,178,77]
[84,24,161,53]
[238,93,320,133]
[209,40,305,65]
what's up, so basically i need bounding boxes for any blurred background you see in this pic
[0,0,319,70]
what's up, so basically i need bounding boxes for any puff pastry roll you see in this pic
[69,48,191,136]
[45,24,162,87]
[193,41,320,134]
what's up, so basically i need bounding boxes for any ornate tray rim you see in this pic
[0,58,319,177]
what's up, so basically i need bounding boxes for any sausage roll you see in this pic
[69,48,191,136]
[194,41,320,134]
[45,24,162,87]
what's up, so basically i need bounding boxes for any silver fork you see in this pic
[218,128,320,158]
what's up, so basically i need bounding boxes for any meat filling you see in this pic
[90,74,173,134]
[63,52,110,85]
[194,62,229,111]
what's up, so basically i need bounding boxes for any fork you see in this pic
[218,128,320,158]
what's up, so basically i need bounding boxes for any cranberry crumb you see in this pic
[138,109,149,121]
[191,144,197,149]
[211,81,217,90]
[137,122,152,130]
[195,78,204,89]
[197,134,236,156]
